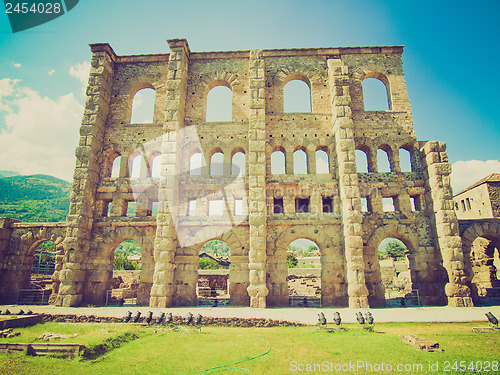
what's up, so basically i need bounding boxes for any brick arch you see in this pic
[352,68,392,111]
[461,221,500,277]
[272,67,323,87]
[275,225,336,257]
[126,82,157,123]
[364,222,419,307]
[201,72,242,94]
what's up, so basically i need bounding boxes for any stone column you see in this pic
[150,39,190,308]
[246,49,268,308]
[55,44,115,307]
[421,141,473,306]
[328,59,369,308]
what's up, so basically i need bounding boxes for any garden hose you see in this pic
[181,334,271,374]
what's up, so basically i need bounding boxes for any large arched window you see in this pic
[399,148,412,172]
[189,152,203,175]
[130,155,144,178]
[355,149,369,173]
[293,149,308,174]
[271,150,286,174]
[377,149,391,173]
[150,154,162,178]
[315,149,329,174]
[131,87,156,123]
[231,151,246,175]
[210,151,224,176]
[111,155,121,178]
[362,77,389,111]
[206,85,232,122]
[284,79,311,113]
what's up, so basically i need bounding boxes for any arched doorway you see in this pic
[377,238,418,307]
[108,240,142,306]
[468,236,500,305]
[197,239,231,307]
[287,238,321,307]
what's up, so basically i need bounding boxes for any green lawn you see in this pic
[1,322,499,374]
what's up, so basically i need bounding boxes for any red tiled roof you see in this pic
[454,173,500,196]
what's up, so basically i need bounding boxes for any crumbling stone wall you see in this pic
[0,221,66,304]
[3,39,482,308]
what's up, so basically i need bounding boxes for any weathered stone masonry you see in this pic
[3,39,492,308]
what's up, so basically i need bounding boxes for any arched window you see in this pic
[399,148,412,172]
[377,149,391,173]
[206,85,232,122]
[111,155,121,178]
[362,77,389,111]
[315,149,329,174]
[284,79,311,113]
[130,155,144,178]
[151,154,162,178]
[131,88,156,123]
[293,149,308,174]
[189,152,203,175]
[355,149,369,173]
[271,150,286,174]
[231,152,246,175]
[210,152,224,176]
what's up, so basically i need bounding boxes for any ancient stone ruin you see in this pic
[2,39,499,308]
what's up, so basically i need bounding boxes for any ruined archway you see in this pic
[461,221,500,305]
[108,240,142,306]
[287,238,321,307]
[365,224,424,307]
[270,225,346,307]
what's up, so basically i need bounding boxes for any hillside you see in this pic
[0,174,71,222]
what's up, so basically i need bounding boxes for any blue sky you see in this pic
[0,0,499,192]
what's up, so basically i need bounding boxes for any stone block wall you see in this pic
[33,39,479,308]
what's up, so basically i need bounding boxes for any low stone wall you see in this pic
[40,313,304,327]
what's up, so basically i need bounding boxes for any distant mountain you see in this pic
[0,170,20,178]
[0,174,71,222]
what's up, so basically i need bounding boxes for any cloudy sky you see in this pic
[0,0,499,193]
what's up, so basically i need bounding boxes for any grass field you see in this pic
[1,322,499,374]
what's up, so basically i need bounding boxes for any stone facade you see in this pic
[454,174,500,220]
[3,39,492,308]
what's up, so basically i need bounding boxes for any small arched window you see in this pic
[399,148,412,172]
[271,150,286,174]
[231,152,246,176]
[130,155,144,178]
[131,87,156,123]
[111,155,121,178]
[315,149,329,174]
[284,79,311,113]
[355,149,369,173]
[293,149,308,174]
[377,149,391,173]
[206,85,232,122]
[210,152,224,176]
[362,77,389,111]
[151,154,162,178]
[189,152,203,175]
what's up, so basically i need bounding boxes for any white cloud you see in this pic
[48,70,55,76]
[69,61,91,89]
[13,63,21,68]
[451,160,500,194]
[0,79,82,181]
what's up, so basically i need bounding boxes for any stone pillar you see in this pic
[421,141,473,306]
[246,49,269,308]
[0,218,21,304]
[150,39,190,308]
[55,44,115,307]
[328,59,369,308]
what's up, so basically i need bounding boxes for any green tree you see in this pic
[383,240,407,260]
[113,251,141,270]
[198,256,225,270]
[287,253,298,268]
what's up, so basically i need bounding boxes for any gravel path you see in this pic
[4,304,500,325]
